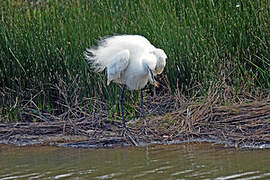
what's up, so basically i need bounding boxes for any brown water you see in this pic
[1,143,270,180]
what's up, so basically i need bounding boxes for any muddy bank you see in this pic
[1,96,270,149]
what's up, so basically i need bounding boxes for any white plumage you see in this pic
[84,35,167,133]
[84,35,167,90]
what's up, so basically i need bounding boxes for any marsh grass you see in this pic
[0,0,269,122]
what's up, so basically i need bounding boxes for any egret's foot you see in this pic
[120,125,136,136]
[120,126,128,136]
[120,126,138,146]
[153,93,158,100]
[143,125,148,135]
[142,117,148,135]
[138,124,149,136]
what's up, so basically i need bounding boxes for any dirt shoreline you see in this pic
[1,95,270,149]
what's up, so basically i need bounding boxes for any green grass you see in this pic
[0,0,269,121]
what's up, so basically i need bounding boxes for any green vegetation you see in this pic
[0,0,269,122]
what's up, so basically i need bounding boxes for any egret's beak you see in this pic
[147,66,157,97]
[147,67,155,85]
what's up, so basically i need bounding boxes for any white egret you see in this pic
[84,34,167,132]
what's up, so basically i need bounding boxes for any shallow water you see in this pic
[1,143,270,179]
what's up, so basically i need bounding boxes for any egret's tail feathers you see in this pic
[84,48,105,72]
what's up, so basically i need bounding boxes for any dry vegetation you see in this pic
[1,85,270,148]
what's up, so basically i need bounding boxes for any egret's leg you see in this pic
[141,89,147,135]
[141,89,145,119]
[120,87,126,128]
[120,87,138,146]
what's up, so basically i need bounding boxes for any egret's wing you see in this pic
[106,50,130,85]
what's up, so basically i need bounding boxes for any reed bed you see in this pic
[0,0,269,122]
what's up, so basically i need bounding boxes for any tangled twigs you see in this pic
[1,84,270,148]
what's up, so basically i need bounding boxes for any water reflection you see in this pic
[0,143,270,179]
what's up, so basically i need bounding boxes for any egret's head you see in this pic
[151,48,167,75]
[142,48,167,86]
